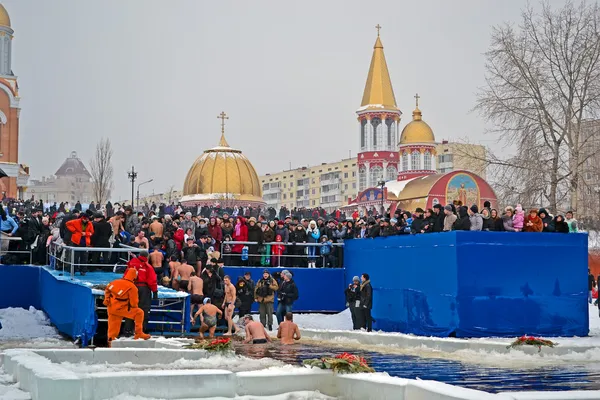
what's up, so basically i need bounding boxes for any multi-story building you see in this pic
[577,119,600,218]
[259,158,358,211]
[436,141,487,179]
[27,152,94,204]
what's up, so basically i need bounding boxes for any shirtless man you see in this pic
[134,230,149,249]
[149,246,164,277]
[189,271,204,319]
[222,275,238,336]
[277,312,301,345]
[167,256,180,290]
[192,298,222,338]
[149,217,163,244]
[243,315,271,344]
[176,259,195,292]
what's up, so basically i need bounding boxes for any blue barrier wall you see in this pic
[0,265,41,310]
[344,232,589,338]
[224,267,346,313]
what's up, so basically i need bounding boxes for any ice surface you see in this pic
[0,368,31,400]
[108,392,337,400]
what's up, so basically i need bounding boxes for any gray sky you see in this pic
[5,0,566,200]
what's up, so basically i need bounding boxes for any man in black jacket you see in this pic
[345,276,361,330]
[432,204,445,232]
[276,270,298,325]
[453,206,471,231]
[91,213,112,268]
[411,208,426,234]
[360,273,373,332]
[236,271,255,318]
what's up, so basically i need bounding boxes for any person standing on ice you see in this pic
[276,270,299,325]
[255,269,279,330]
[345,276,361,330]
[123,250,158,335]
[360,273,373,332]
[104,268,151,346]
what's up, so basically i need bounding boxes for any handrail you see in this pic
[221,240,344,247]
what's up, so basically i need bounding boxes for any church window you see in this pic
[424,151,432,170]
[369,166,383,185]
[358,167,367,191]
[386,119,393,149]
[402,152,408,171]
[371,118,381,148]
[360,120,367,150]
[411,151,420,170]
[386,165,397,181]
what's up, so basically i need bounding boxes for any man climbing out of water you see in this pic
[104,268,151,346]
[277,312,301,345]
[222,275,239,336]
[188,271,204,321]
[243,314,271,344]
[192,298,222,339]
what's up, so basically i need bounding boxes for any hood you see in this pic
[276,234,282,242]
[539,208,548,217]
[237,217,246,226]
[123,268,137,281]
[458,206,468,218]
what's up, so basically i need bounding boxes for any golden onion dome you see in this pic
[399,106,435,144]
[0,4,10,29]
[181,133,264,204]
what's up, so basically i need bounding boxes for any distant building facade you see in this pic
[578,119,600,218]
[27,152,93,204]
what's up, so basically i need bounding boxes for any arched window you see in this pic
[424,150,432,170]
[359,167,367,191]
[402,152,408,171]
[370,166,383,186]
[411,150,421,170]
[386,119,393,149]
[386,165,397,181]
[360,119,367,150]
[371,118,381,148]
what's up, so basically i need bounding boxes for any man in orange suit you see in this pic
[104,268,151,346]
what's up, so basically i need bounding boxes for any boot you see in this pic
[134,332,151,340]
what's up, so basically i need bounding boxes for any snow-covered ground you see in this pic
[108,393,336,400]
[0,307,73,352]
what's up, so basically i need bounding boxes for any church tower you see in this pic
[0,3,23,198]
[356,26,401,192]
[397,95,437,181]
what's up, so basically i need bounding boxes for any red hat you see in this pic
[277,220,285,226]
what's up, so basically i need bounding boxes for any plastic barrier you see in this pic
[344,231,589,338]
[0,265,41,310]
[224,267,346,312]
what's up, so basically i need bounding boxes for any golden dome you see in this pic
[0,4,11,28]
[181,133,264,204]
[399,105,435,144]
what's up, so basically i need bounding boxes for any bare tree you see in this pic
[90,138,114,206]
[475,1,600,213]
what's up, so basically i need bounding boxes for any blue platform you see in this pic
[344,231,589,338]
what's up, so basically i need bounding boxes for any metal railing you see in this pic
[48,242,145,279]
[0,235,33,265]
[218,240,344,268]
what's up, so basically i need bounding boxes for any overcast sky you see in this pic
[5,0,566,200]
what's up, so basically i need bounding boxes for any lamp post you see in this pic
[378,180,386,215]
[594,187,600,216]
[127,166,137,208]
[137,179,153,211]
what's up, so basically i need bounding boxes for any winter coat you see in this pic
[126,255,158,292]
[247,223,264,251]
[66,217,95,246]
[538,209,555,232]
[254,276,279,303]
[492,217,504,232]
[277,279,299,306]
[554,217,570,233]
[502,215,516,232]
[452,207,471,231]
[431,211,445,233]
[263,227,276,243]
[523,213,543,232]
[195,224,209,239]
[232,218,249,253]
[345,284,361,306]
[443,214,457,231]
[236,278,255,308]
[469,213,483,231]
[275,225,290,243]
[360,280,373,309]
[289,228,307,243]
[411,216,427,234]
[513,211,525,231]
[92,220,112,248]
[482,215,495,231]
[306,223,320,243]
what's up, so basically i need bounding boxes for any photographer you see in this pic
[345,276,361,330]
[254,269,279,331]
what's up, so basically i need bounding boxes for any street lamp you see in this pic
[127,166,137,208]
[378,180,386,216]
[137,179,153,210]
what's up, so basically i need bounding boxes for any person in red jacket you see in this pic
[173,223,185,252]
[66,213,94,275]
[123,250,158,335]
[232,217,248,254]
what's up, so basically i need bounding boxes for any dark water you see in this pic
[235,342,600,393]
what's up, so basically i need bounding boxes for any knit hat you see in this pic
[470,205,479,213]
[263,269,270,274]
[415,208,424,213]
[444,204,453,212]
[433,204,443,210]
[277,220,285,226]
[248,217,257,223]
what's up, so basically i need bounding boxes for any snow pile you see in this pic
[274,309,353,331]
[108,392,336,400]
[0,307,61,340]
[59,355,285,375]
[0,369,30,400]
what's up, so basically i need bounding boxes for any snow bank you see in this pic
[0,307,60,340]
[0,368,30,400]
[108,391,337,400]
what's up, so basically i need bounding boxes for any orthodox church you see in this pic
[348,28,496,213]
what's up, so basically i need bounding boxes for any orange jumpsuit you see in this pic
[104,268,150,342]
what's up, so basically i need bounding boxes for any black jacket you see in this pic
[182,245,202,264]
[92,220,112,248]
[540,210,555,232]
[554,217,569,233]
[247,224,264,245]
[360,281,373,309]
[195,225,209,238]
[368,224,380,238]
[236,278,255,307]
[278,279,299,306]
[453,207,471,231]
[345,284,361,305]
[289,228,307,243]
[411,215,426,234]
[379,224,396,237]
[482,216,495,231]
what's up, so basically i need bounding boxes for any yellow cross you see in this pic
[414,93,420,107]
[375,24,382,36]
[217,111,229,134]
